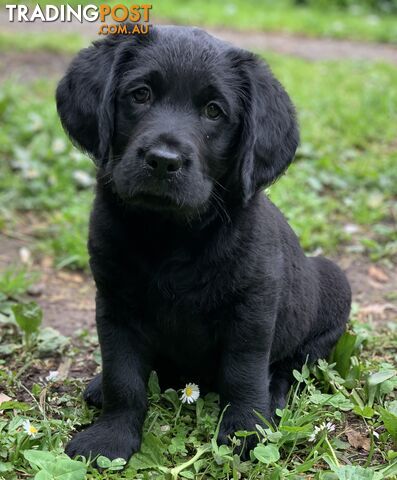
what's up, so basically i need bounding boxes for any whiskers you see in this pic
[96,170,113,186]
[209,176,229,193]
[210,190,231,224]
[206,177,231,225]
[95,152,126,187]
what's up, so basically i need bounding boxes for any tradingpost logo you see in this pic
[5,4,153,35]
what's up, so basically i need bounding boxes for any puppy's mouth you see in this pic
[128,192,181,210]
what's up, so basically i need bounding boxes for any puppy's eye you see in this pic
[131,87,151,104]
[204,102,222,120]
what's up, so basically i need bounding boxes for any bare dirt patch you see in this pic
[339,255,397,324]
[0,51,72,83]
[0,233,95,336]
[208,28,397,64]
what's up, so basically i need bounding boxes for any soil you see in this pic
[0,231,396,337]
[0,233,95,336]
[207,27,397,64]
[0,51,72,83]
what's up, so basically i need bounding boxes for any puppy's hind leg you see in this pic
[84,373,103,408]
[271,258,351,414]
[269,324,346,414]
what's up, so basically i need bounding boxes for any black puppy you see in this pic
[56,26,351,462]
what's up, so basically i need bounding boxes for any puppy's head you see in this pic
[56,26,299,218]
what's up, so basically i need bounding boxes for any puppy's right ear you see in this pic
[56,38,123,163]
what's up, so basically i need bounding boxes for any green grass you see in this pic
[1,293,397,479]
[153,0,397,43]
[1,55,396,269]
[0,0,397,56]
[267,56,397,258]
[0,32,87,55]
[0,266,38,298]
[0,80,92,269]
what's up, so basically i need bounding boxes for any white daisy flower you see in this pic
[45,370,59,382]
[23,420,38,437]
[180,383,200,404]
[309,421,335,442]
[308,434,315,442]
[325,422,336,433]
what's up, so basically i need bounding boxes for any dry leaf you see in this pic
[39,388,47,410]
[368,279,385,290]
[0,393,12,405]
[57,357,72,381]
[368,266,389,283]
[57,271,84,283]
[358,303,397,320]
[347,429,370,451]
[41,256,54,269]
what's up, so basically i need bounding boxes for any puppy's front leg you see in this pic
[66,292,151,463]
[217,318,272,453]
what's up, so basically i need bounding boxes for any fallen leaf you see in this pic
[39,388,47,410]
[347,429,370,451]
[41,256,54,269]
[0,393,12,405]
[57,271,84,283]
[46,294,67,303]
[57,357,72,381]
[358,303,397,320]
[368,266,389,283]
[368,279,385,290]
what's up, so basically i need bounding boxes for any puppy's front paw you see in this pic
[218,408,266,458]
[65,417,140,465]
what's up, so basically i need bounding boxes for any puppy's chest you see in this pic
[145,264,226,358]
[127,246,230,361]
[152,302,221,359]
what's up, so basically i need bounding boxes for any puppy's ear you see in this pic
[232,50,299,203]
[56,37,128,165]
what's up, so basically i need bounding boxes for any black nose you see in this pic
[145,148,182,176]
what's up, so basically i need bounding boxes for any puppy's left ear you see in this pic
[233,50,299,203]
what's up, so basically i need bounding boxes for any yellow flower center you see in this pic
[29,426,38,434]
[185,387,193,397]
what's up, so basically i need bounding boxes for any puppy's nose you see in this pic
[145,148,182,176]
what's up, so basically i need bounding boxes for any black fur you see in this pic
[56,26,351,463]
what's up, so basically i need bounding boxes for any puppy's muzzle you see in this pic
[145,147,183,178]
